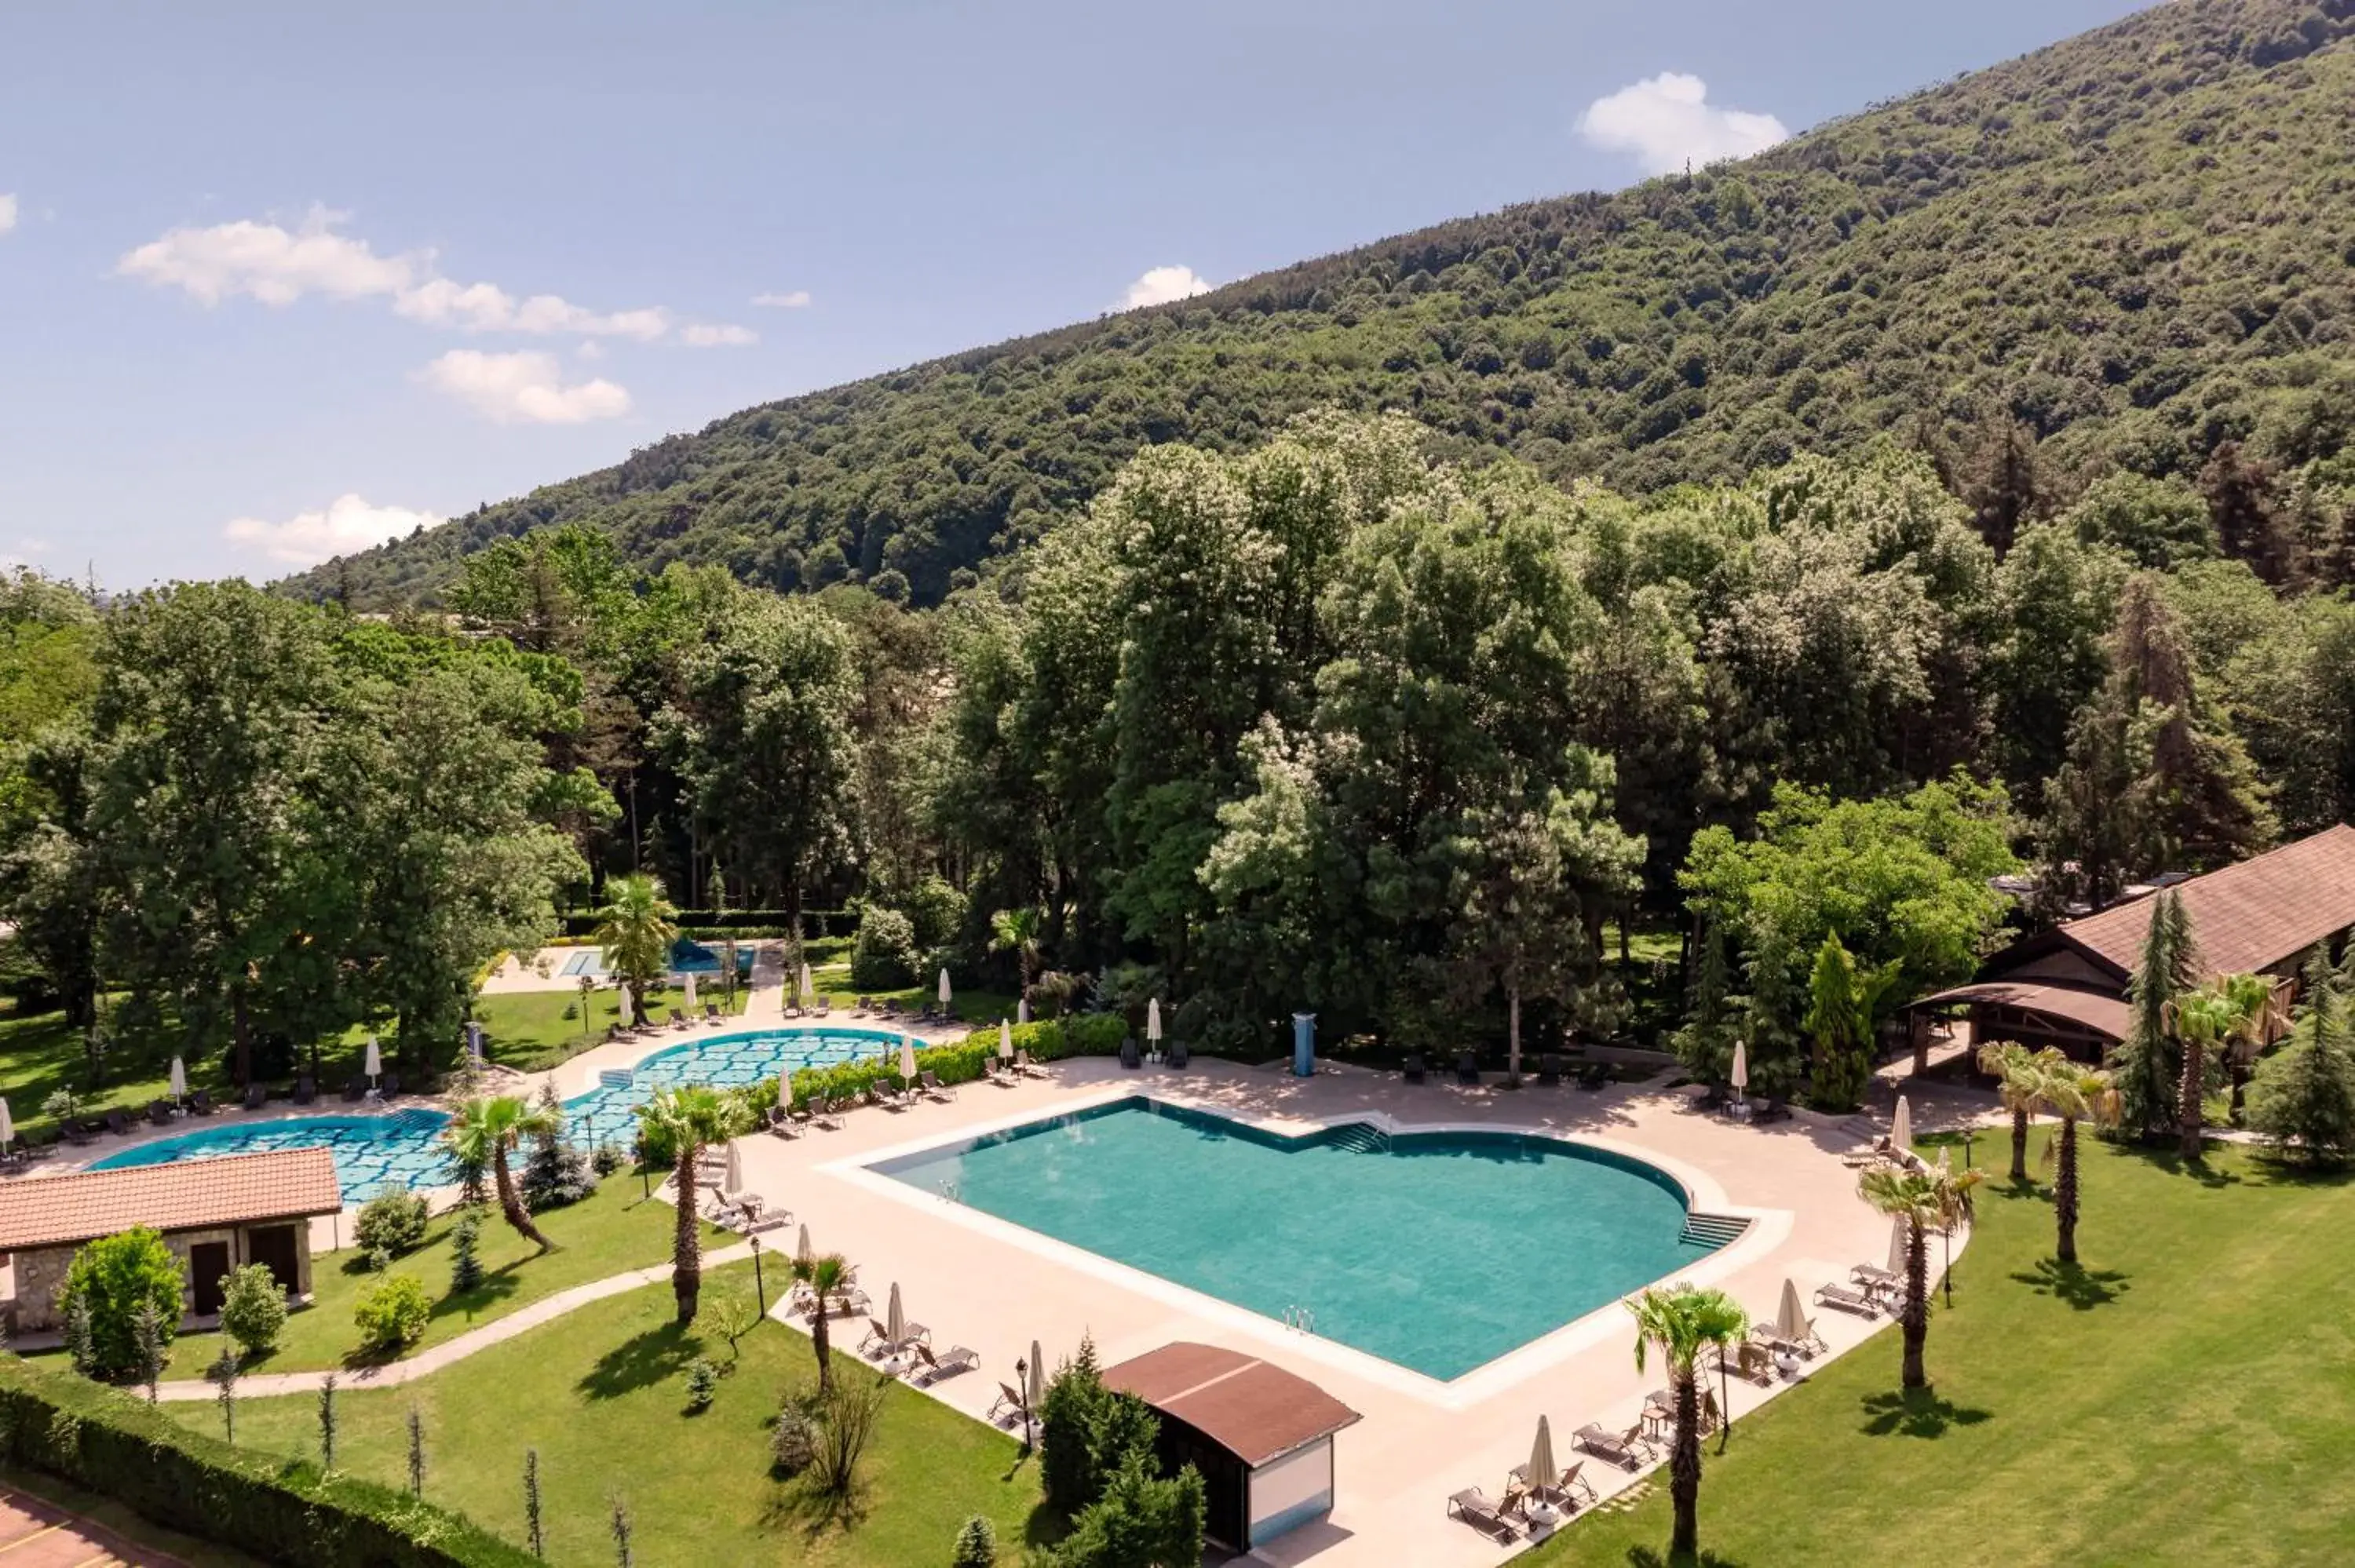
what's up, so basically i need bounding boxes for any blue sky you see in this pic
[0,0,2151,585]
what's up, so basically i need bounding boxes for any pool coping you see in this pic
[822,1082,1792,1411]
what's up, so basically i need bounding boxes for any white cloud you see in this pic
[752,290,811,308]
[680,323,758,347]
[418,349,631,425]
[223,494,444,565]
[117,207,717,343]
[0,195,17,235]
[1577,72,1789,177]
[1122,264,1212,309]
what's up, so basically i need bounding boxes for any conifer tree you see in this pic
[2247,957,2355,1164]
[2112,891,2201,1138]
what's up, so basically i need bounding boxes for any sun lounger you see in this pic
[988,1384,1027,1426]
[853,995,871,1015]
[1815,1281,1879,1318]
[242,1083,267,1111]
[1575,1061,1611,1089]
[1119,1036,1141,1069]
[765,1106,801,1140]
[1572,1423,1648,1470]
[1536,1053,1561,1086]
[1167,1039,1188,1069]
[1510,1459,1597,1508]
[187,1088,215,1115]
[1455,1050,1481,1086]
[104,1109,133,1137]
[813,1097,843,1130]
[867,1084,909,1113]
[1751,1096,1792,1123]
[917,1070,954,1103]
[146,1099,174,1126]
[1714,1340,1776,1387]
[341,1076,366,1102]
[813,997,832,1018]
[911,1343,978,1386]
[1014,1049,1049,1079]
[1445,1487,1521,1543]
[1403,1052,1426,1084]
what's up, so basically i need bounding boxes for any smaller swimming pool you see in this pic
[90,1025,909,1196]
[558,938,752,979]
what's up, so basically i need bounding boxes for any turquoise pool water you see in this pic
[557,938,750,979]
[876,1099,1722,1380]
[91,1026,908,1194]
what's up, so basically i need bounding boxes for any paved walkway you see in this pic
[0,1482,188,1567]
[150,1242,756,1402]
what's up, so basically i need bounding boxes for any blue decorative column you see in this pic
[1291,1013,1316,1078]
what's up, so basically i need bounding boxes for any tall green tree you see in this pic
[593,873,677,1022]
[787,1251,857,1393]
[1977,1040,2068,1183]
[1802,933,1890,1113]
[1858,1163,1981,1388]
[2032,1060,2116,1266]
[444,1094,558,1251]
[2171,972,2272,1160]
[2246,957,2355,1165]
[2112,891,2201,1140]
[1625,1283,1747,1562]
[634,1085,749,1326]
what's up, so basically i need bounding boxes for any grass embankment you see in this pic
[1532,1136,2355,1567]
[170,1264,1050,1567]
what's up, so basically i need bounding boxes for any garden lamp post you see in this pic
[750,1234,765,1314]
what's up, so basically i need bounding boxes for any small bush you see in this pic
[217,1264,288,1356]
[682,1358,717,1414]
[901,875,968,950]
[951,1514,999,1568]
[769,1400,817,1476]
[352,1275,432,1355]
[448,1208,485,1296]
[590,1142,625,1176]
[353,1186,430,1258]
[813,1373,888,1497]
[57,1228,184,1381]
[849,906,921,990]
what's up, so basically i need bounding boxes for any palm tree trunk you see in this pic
[1900,1218,1929,1389]
[1507,986,1522,1085]
[1670,1367,1701,1559]
[2178,1040,2206,1160]
[2054,1117,2080,1265]
[812,1301,833,1393]
[493,1146,550,1250]
[2010,1107,2028,1182]
[672,1143,702,1326]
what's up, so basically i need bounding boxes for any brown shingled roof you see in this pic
[1915,981,2131,1041]
[1104,1342,1360,1468]
[0,1147,341,1253]
[2057,825,2355,980]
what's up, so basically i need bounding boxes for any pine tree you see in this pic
[2113,891,2201,1138]
[2247,957,2355,1164]
[1671,920,1736,1082]
[450,1206,486,1295]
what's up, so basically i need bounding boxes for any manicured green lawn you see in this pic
[1531,1136,2355,1566]
[171,1264,1051,1567]
[450,983,750,1075]
[27,1176,726,1378]
[0,1005,187,1146]
[806,961,1017,1027]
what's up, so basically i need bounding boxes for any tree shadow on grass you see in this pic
[2118,1145,2242,1189]
[1626,1548,1745,1567]
[575,1322,704,1400]
[2009,1257,2129,1310]
[761,1476,866,1540]
[1857,1387,1992,1439]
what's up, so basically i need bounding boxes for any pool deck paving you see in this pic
[0,1482,189,1568]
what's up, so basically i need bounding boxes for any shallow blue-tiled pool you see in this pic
[874,1098,1725,1381]
[90,1026,906,1195]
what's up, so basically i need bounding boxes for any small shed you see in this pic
[1103,1341,1361,1552]
[0,1147,342,1333]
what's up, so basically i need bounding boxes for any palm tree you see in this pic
[788,1251,856,1393]
[2211,972,2276,1129]
[444,1095,559,1251]
[2031,1059,2117,1265]
[1625,1283,1747,1561]
[989,907,1042,1006]
[2171,985,2234,1161]
[1976,1040,2053,1183]
[1857,1162,1982,1389]
[595,873,678,1023]
[634,1085,749,1326]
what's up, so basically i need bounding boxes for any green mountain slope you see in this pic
[304,0,2355,607]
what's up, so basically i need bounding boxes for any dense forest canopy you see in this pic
[294,0,2355,609]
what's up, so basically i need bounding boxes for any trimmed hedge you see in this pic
[786,1016,1125,1110]
[0,1358,535,1568]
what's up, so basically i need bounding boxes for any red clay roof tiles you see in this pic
[0,1147,341,1253]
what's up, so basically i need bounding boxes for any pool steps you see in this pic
[1679,1212,1750,1249]
[1322,1122,1393,1156]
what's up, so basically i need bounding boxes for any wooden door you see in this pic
[188,1240,231,1316]
[245,1224,301,1295]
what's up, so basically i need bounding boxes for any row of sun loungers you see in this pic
[1448,1458,1603,1543]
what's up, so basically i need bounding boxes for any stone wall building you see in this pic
[0,1147,341,1334]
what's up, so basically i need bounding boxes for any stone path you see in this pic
[150,1242,756,1402]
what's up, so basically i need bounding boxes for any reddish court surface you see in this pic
[0,1486,187,1568]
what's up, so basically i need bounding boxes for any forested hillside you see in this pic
[298,0,2355,607]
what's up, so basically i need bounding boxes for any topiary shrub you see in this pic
[57,1229,184,1381]
[352,1274,431,1355]
[951,1513,998,1567]
[217,1264,288,1356]
[849,906,921,990]
[352,1186,429,1259]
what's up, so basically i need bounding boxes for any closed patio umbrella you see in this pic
[363,1036,381,1085]
[1775,1278,1809,1344]
[1017,997,1031,1025]
[900,1039,918,1083]
[1527,1413,1557,1493]
[1889,1095,1913,1156]
[1729,1039,1748,1097]
[1026,1339,1046,1409]
[169,1056,187,1103]
[1147,998,1163,1045]
[999,1019,1014,1061]
[723,1137,742,1196]
[799,961,813,1005]
[618,987,633,1028]
[684,972,697,1012]
[885,1282,905,1346]
[0,1096,14,1150]
[937,968,952,1008]
[796,1223,812,1264]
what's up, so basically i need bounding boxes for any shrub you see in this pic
[1053,1453,1207,1568]
[352,1275,432,1355]
[682,1358,717,1414]
[448,1208,485,1295]
[590,1142,625,1176]
[353,1186,430,1259]
[217,1264,288,1356]
[901,875,968,950]
[769,1399,817,1476]
[951,1514,999,1568]
[849,906,921,990]
[40,1087,81,1125]
[812,1372,888,1497]
[520,1082,596,1212]
[57,1228,184,1381]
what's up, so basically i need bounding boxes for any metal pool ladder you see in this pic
[1283,1304,1317,1334]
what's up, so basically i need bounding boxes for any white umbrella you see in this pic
[1017,997,1031,1025]
[168,1056,188,1101]
[1528,1414,1557,1493]
[618,987,633,1028]
[684,972,698,1011]
[885,1282,905,1346]
[1146,998,1163,1044]
[723,1138,742,1196]
[899,1039,918,1083]
[1026,1338,1046,1409]
[799,961,813,1004]
[1729,1039,1749,1095]
[0,1097,14,1150]
[1933,1145,1952,1172]
[999,1019,1014,1061]
[363,1036,381,1084]
[1775,1278,1809,1344]
[1889,1095,1913,1155]
[796,1223,812,1263]
[937,968,952,1008]
[1886,1215,1909,1274]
